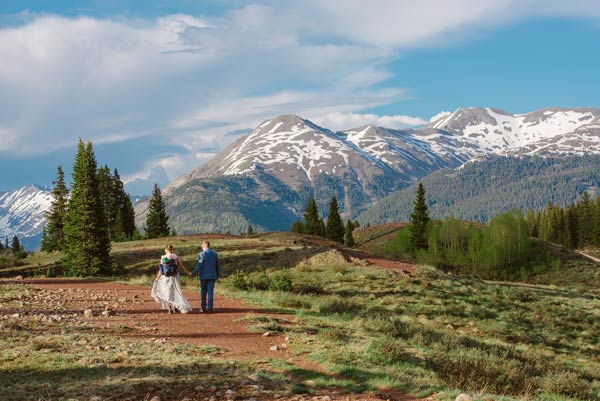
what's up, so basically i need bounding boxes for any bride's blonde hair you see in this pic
[165,245,174,253]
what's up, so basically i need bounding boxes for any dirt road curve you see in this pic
[24,279,296,362]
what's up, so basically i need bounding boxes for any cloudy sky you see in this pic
[0,0,599,193]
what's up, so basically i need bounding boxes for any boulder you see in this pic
[455,394,472,401]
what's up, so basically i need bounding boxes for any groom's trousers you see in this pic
[200,279,216,310]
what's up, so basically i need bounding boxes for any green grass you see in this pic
[221,259,600,400]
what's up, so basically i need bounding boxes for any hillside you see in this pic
[358,155,600,225]
[2,232,598,400]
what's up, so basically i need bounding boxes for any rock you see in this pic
[83,309,94,318]
[269,345,279,351]
[14,275,23,280]
[321,396,332,401]
[101,310,112,317]
[455,394,472,401]
[303,380,316,386]
[284,336,291,342]
[150,397,161,401]
[89,396,103,401]
[248,373,263,382]
[225,389,237,400]
[262,332,275,337]
[11,313,20,318]
[195,385,205,391]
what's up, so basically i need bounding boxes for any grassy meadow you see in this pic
[1,231,599,400]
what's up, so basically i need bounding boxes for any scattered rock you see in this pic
[14,275,23,280]
[225,389,237,400]
[303,380,316,386]
[262,332,275,337]
[11,313,20,318]
[455,394,472,401]
[248,373,264,382]
[89,396,103,401]
[150,397,161,401]
[101,310,112,317]
[269,345,279,351]
[83,309,94,318]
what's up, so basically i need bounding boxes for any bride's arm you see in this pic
[177,257,192,276]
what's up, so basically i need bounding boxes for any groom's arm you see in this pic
[191,253,204,276]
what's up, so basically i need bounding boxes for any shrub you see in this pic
[247,271,270,290]
[268,271,292,292]
[230,270,248,290]
[292,282,325,295]
[315,296,362,315]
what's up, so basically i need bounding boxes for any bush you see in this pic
[230,270,248,290]
[247,271,270,290]
[315,296,362,315]
[268,271,292,292]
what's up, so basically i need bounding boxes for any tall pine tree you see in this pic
[410,183,430,250]
[303,198,321,236]
[42,165,69,252]
[145,183,170,238]
[325,197,344,243]
[64,140,112,276]
[344,220,356,247]
[111,169,136,240]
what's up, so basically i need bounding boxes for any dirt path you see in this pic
[23,278,302,363]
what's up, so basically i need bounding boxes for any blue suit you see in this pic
[191,248,220,311]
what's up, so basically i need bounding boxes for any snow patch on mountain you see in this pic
[0,185,52,250]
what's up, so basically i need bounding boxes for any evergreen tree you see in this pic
[4,236,8,250]
[290,220,304,233]
[0,237,3,250]
[410,183,430,250]
[145,183,170,238]
[11,235,20,253]
[247,225,254,236]
[318,219,326,238]
[64,139,112,276]
[303,198,321,236]
[325,197,344,243]
[111,169,136,240]
[344,220,356,247]
[97,165,117,239]
[43,165,69,252]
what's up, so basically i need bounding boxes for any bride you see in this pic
[151,245,193,314]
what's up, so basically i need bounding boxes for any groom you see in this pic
[191,240,221,313]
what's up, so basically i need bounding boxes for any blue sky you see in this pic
[0,1,599,193]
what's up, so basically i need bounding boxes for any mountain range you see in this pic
[5,106,600,248]
[0,185,52,250]
[135,106,600,234]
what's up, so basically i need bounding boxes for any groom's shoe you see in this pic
[201,308,207,313]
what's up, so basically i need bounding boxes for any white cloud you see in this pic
[1,0,598,185]
[311,112,427,131]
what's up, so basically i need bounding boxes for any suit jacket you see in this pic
[192,248,220,280]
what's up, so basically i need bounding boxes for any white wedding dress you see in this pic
[151,253,193,313]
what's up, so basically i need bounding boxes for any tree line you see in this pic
[290,196,357,247]
[526,191,600,249]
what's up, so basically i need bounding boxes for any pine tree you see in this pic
[0,237,3,251]
[247,225,254,236]
[145,183,170,239]
[43,165,69,252]
[111,169,136,240]
[11,235,20,253]
[4,236,8,250]
[410,183,430,250]
[319,219,326,238]
[325,197,344,243]
[64,139,112,276]
[98,165,117,239]
[290,220,304,233]
[303,198,321,236]
[344,220,356,247]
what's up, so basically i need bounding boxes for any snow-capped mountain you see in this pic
[0,185,52,250]
[131,106,600,235]
[170,114,463,195]
[425,107,600,157]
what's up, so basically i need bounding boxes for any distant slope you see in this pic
[358,155,600,224]
[0,185,51,250]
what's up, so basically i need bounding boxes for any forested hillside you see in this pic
[359,155,600,225]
